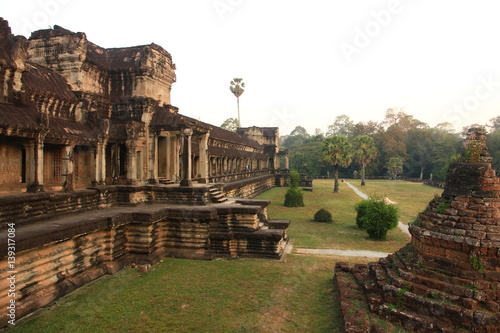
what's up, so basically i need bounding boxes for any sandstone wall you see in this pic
[223,174,276,198]
[0,199,288,327]
[0,139,23,191]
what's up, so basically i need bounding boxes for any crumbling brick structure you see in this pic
[335,127,500,332]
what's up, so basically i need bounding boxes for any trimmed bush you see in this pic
[284,187,304,207]
[314,209,333,223]
[354,198,399,241]
[354,200,371,229]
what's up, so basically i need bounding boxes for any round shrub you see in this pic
[354,200,371,229]
[354,198,399,241]
[284,187,304,207]
[314,209,333,223]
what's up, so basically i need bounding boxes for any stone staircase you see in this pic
[208,185,227,203]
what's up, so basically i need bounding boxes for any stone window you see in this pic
[53,149,62,181]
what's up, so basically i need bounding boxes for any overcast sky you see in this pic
[1,0,499,135]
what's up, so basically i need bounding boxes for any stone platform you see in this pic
[0,181,289,327]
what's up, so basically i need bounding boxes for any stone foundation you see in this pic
[0,183,290,327]
[223,174,277,198]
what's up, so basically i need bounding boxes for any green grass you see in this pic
[346,179,442,224]
[9,179,439,332]
[259,180,412,253]
[10,255,372,333]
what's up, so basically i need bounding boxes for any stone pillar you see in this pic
[198,132,209,183]
[180,128,193,186]
[148,133,158,184]
[285,155,289,169]
[27,140,44,192]
[126,145,137,185]
[89,146,97,186]
[165,134,171,179]
[98,142,106,184]
[24,142,36,190]
[62,145,75,192]
[173,134,180,181]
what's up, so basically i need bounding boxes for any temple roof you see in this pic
[22,62,77,101]
[0,103,40,135]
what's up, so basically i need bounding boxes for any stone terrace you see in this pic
[335,127,500,332]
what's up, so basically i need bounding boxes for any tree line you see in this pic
[280,109,500,184]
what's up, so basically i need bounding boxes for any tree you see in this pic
[386,157,403,179]
[352,135,378,186]
[487,130,500,172]
[290,141,323,177]
[489,116,500,132]
[322,136,352,192]
[430,129,461,181]
[229,78,245,126]
[220,118,239,132]
[284,170,304,207]
[406,128,433,180]
[326,114,354,137]
[290,126,310,137]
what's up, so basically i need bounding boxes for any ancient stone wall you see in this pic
[0,139,24,191]
[223,174,276,198]
[0,198,289,327]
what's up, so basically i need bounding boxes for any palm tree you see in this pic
[323,135,352,193]
[352,135,378,186]
[230,78,245,126]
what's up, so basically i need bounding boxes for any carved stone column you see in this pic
[95,142,106,185]
[285,155,289,170]
[198,131,210,183]
[165,134,171,179]
[180,128,193,187]
[62,145,75,192]
[99,142,106,184]
[126,145,137,185]
[24,142,36,192]
[149,133,158,184]
[26,139,44,192]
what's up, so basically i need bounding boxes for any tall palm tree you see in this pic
[230,78,245,126]
[352,135,378,186]
[323,135,352,193]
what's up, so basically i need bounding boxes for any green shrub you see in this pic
[314,209,333,223]
[289,170,300,188]
[354,200,371,229]
[354,198,399,241]
[284,187,304,207]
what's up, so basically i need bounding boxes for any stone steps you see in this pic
[355,251,500,332]
[208,186,228,203]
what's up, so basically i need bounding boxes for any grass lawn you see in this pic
[9,180,438,332]
[345,179,443,224]
[10,255,373,333]
[258,180,415,253]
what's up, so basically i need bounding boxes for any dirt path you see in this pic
[344,180,411,236]
[295,248,391,258]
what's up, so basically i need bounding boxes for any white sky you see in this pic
[1,0,499,135]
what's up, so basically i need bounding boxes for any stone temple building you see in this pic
[0,18,290,326]
[0,20,287,192]
[335,127,500,332]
